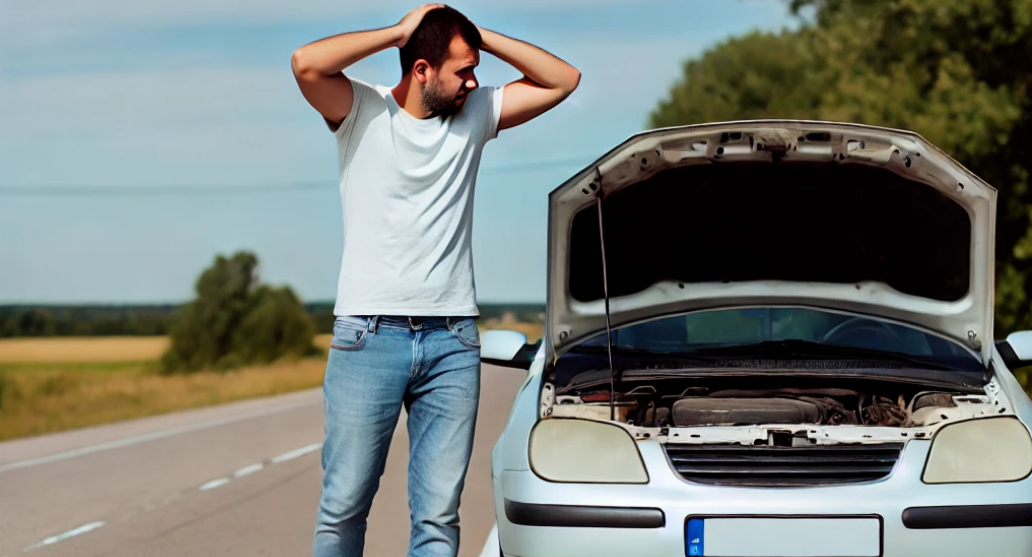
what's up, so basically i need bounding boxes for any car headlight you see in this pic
[529,418,648,483]
[923,417,1032,484]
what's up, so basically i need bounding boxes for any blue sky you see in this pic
[0,0,795,305]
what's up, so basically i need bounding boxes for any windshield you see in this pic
[574,307,980,366]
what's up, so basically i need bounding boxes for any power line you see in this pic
[0,155,593,196]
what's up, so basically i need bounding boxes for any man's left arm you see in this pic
[477,27,581,132]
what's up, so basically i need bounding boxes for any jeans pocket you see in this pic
[330,318,368,351]
[450,318,481,350]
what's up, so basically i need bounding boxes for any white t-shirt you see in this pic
[330,77,504,317]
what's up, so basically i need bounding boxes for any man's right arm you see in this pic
[290,27,399,129]
[290,4,443,129]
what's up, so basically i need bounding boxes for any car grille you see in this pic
[664,443,904,487]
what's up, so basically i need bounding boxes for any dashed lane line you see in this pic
[232,463,264,478]
[196,443,322,491]
[271,443,322,464]
[198,478,231,491]
[23,521,106,552]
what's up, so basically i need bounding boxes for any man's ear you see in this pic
[413,60,432,85]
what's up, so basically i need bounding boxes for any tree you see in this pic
[160,251,316,373]
[650,0,1032,392]
[648,30,828,126]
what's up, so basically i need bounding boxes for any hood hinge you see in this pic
[967,330,982,350]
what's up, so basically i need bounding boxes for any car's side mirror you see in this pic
[996,330,1032,369]
[481,329,538,370]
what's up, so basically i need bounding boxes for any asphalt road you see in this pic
[0,363,526,557]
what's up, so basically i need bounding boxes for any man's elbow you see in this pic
[560,68,582,96]
[290,48,319,81]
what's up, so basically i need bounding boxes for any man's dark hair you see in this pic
[399,6,482,74]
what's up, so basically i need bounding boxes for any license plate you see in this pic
[686,516,882,557]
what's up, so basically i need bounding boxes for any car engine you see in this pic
[552,383,983,429]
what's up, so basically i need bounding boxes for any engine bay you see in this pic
[544,375,1004,441]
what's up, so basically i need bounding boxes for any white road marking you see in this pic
[271,443,322,464]
[199,478,230,491]
[233,463,264,478]
[198,444,319,492]
[23,521,106,552]
[0,398,318,474]
[478,523,499,557]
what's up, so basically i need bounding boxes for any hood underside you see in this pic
[547,121,996,364]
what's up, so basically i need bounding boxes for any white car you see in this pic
[481,120,1032,557]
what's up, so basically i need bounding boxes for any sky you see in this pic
[0,0,796,305]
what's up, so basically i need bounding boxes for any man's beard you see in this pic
[421,79,460,117]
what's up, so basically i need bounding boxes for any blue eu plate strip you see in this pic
[687,518,705,556]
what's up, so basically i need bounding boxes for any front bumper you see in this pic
[495,439,1032,557]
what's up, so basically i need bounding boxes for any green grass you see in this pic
[0,357,327,442]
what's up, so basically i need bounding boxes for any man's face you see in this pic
[421,35,480,117]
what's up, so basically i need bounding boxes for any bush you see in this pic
[160,251,316,374]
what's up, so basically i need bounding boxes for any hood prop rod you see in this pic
[593,168,617,421]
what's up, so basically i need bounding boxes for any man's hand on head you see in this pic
[395,4,445,48]
[473,27,582,132]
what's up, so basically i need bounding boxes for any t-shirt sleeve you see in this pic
[330,76,376,140]
[478,85,506,142]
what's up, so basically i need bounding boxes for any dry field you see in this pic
[0,319,542,442]
[0,336,171,363]
[0,335,334,363]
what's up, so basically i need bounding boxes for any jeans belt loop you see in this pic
[367,316,380,333]
[408,316,423,331]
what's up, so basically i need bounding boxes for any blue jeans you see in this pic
[313,315,482,557]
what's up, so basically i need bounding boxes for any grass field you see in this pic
[0,318,543,442]
[0,334,331,441]
[0,358,328,442]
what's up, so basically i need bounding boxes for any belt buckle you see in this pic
[408,316,424,330]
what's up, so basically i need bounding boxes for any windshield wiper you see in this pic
[687,339,953,371]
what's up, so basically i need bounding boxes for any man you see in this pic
[290,4,580,557]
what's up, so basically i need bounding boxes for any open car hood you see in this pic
[547,121,996,365]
